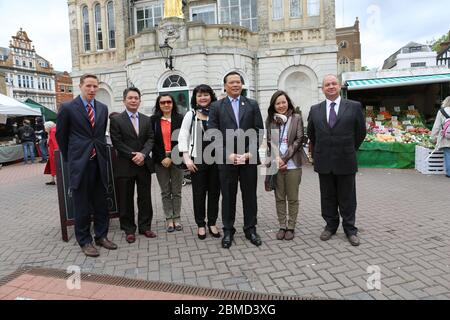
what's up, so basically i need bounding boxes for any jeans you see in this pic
[22,142,35,164]
[39,139,48,161]
[443,147,450,177]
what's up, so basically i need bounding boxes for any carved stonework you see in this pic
[270,32,286,43]
[289,31,303,42]
[158,17,186,44]
[324,0,336,40]
[307,29,321,41]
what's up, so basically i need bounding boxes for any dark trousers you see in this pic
[191,164,220,228]
[219,164,258,235]
[116,168,153,235]
[318,173,358,236]
[72,159,109,247]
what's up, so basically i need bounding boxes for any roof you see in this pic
[345,73,450,91]
[383,42,432,69]
[23,98,57,121]
[0,47,10,58]
[0,93,41,116]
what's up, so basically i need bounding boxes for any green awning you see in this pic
[23,98,57,121]
[346,73,450,91]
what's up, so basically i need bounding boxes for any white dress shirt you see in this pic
[326,96,341,123]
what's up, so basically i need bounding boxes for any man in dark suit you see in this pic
[109,87,156,244]
[307,74,366,246]
[208,71,264,249]
[56,74,118,257]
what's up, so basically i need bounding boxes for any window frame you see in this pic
[307,0,320,17]
[218,0,258,32]
[134,1,163,34]
[289,0,302,18]
[272,0,283,20]
[190,3,217,24]
[82,5,91,52]
[107,1,116,49]
[94,3,104,51]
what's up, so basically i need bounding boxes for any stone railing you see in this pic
[79,50,117,68]
[269,28,324,44]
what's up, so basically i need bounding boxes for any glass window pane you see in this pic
[137,9,144,20]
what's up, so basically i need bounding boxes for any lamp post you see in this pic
[159,39,174,70]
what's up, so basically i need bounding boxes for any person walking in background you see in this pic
[150,94,184,233]
[43,121,58,185]
[266,91,308,241]
[307,75,366,247]
[35,117,48,163]
[18,119,36,165]
[109,87,156,244]
[208,71,264,249]
[56,74,117,257]
[179,84,221,240]
[431,96,450,178]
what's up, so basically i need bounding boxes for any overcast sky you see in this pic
[0,0,448,72]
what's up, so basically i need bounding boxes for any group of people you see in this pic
[55,71,370,258]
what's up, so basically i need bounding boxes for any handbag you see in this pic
[264,173,277,192]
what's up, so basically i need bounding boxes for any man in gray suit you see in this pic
[307,75,366,246]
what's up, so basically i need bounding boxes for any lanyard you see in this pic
[279,123,287,147]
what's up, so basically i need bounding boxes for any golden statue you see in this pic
[164,0,184,18]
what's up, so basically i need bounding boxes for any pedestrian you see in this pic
[150,94,184,233]
[208,71,264,249]
[35,117,48,163]
[178,84,221,240]
[109,87,157,244]
[43,121,58,185]
[431,96,450,178]
[266,91,308,241]
[307,74,366,247]
[56,74,118,257]
[18,119,36,164]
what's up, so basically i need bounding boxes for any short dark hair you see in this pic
[123,87,141,100]
[224,71,244,85]
[267,90,295,123]
[153,94,180,117]
[80,74,98,84]
[190,84,217,109]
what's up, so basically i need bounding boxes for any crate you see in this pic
[415,146,447,175]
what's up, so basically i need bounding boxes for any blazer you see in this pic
[208,95,264,164]
[307,98,366,175]
[109,111,155,177]
[150,112,184,164]
[266,113,308,168]
[56,95,109,189]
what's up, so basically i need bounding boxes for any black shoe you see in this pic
[198,227,206,240]
[245,232,262,247]
[320,229,335,241]
[347,235,360,247]
[222,231,234,249]
[208,226,221,238]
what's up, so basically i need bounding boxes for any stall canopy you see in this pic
[24,98,57,121]
[346,73,450,91]
[0,93,41,116]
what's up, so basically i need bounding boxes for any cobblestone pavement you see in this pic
[0,161,449,300]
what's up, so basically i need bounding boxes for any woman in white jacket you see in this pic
[431,96,450,177]
[178,84,222,239]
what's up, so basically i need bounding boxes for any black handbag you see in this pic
[264,173,277,192]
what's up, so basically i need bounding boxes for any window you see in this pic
[339,41,348,49]
[135,2,163,33]
[219,0,258,32]
[290,0,302,18]
[18,75,22,88]
[191,4,217,24]
[29,61,33,68]
[61,85,65,93]
[82,6,91,52]
[307,0,320,16]
[272,0,283,20]
[30,77,34,88]
[107,1,116,48]
[94,3,104,50]
[162,75,187,88]
[26,76,30,88]
[411,62,426,68]
[22,61,26,67]
[68,86,73,93]
[15,59,19,66]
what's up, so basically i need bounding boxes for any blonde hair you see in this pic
[44,121,56,130]
[442,96,450,108]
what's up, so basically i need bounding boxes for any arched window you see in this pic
[94,3,104,50]
[160,74,189,114]
[107,1,116,49]
[82,6,91,51]
[339,41,348,49]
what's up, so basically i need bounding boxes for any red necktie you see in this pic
[87,103,96,159]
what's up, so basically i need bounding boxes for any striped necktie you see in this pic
[87,103,96,159]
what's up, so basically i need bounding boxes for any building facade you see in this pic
[0,29,57,111]
[55,71,74,110]
[436,32,450,68]
[0,72,6,95]
[68,0,338,120]
[336,17,361,76]
[383,42,437,70]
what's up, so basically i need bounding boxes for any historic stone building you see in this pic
[55,71,74,110]
[0,29,57,111]
[68,0,338,119]
[336,17,361,76]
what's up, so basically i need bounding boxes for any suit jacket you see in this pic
[150,112,184,164]
[307,98,366,175]
[109,111,155,177]
[56,95,109,189]
[208,96,264,165]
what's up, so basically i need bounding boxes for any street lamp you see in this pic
[159,39,174,70]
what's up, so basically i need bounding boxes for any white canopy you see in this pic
[0,93,42,116]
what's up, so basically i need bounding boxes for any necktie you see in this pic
[87,103,96,159]
[232,99,240,127]
[329,102,337,128]
[131,113,139,135]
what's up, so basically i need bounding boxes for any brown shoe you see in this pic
[285,230,295,241]
[320,230,334,241]
[140,230,157,238]
[347,235,360,247]
[95,238,118,250]
[276,229,286,240]
[81,243,100,257]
